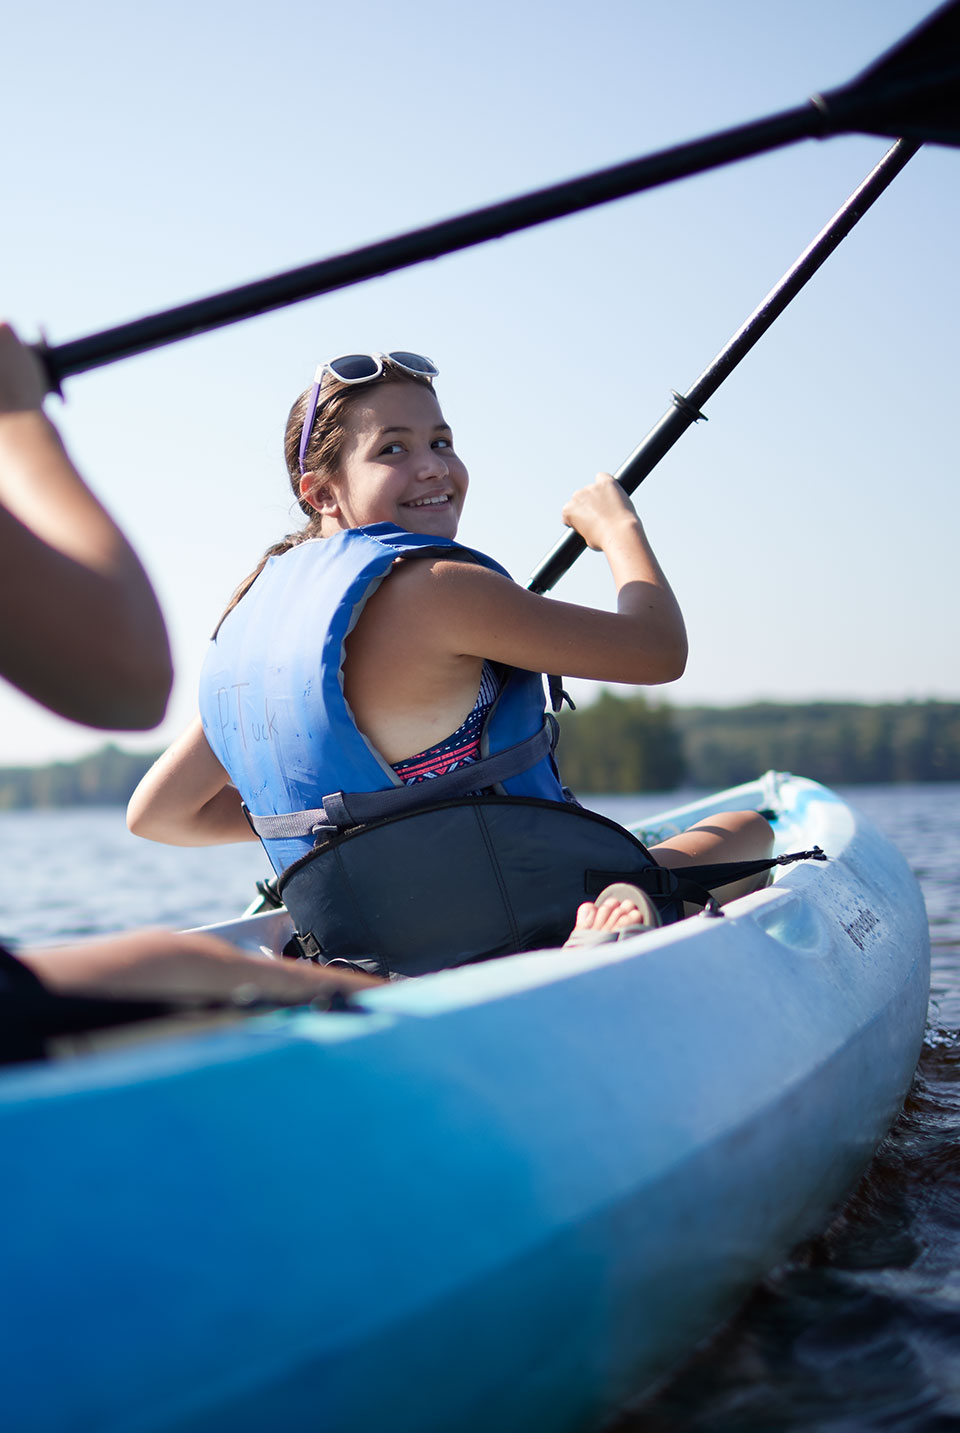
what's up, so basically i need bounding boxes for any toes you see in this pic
[607,899,644,933]
[573,895,651,939]
[572,901,599,931]
[594,897,623,932]
[593,897,636,933]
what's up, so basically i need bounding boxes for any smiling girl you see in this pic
[129,353,772,974]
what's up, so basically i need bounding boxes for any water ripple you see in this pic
[615,783,960,1432]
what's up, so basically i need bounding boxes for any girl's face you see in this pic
[302,381,468,540]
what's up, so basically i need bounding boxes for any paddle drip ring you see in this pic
[670,391,707,423]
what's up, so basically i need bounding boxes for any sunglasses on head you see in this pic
[297,351,439,475]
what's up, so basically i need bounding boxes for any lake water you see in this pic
[2,782,959,1430]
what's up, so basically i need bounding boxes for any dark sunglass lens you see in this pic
[389,351,438,376]
[328,354,381,381]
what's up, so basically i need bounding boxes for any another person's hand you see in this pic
[0,323,48,415]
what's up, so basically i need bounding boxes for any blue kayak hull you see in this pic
[0,775,930,1432]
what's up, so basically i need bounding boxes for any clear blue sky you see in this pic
[2,0,957,764]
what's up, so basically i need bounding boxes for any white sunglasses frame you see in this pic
[297,351,439,474]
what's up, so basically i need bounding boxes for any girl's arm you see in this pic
[0,323,173,729]
[127,716,256,845]
[378,473,688,684]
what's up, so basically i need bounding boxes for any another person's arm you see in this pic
[0,323,172,728]
[17,928,380,1002]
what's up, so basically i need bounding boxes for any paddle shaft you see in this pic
[38,107,820,388]
[32,1,960,389]
[527,137,919,595]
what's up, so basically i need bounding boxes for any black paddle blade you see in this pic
[817,0,960,145]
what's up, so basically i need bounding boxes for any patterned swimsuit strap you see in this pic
[392,662,500,784]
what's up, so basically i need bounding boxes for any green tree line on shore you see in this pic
[0,745,156,811]
[1,697,959,810]
[558,693,960,792]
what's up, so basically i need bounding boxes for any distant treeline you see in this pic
[1,697,959,809]
[0,745,156,811]
[557,693,960,792]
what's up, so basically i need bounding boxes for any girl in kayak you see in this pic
[129,353,773,970]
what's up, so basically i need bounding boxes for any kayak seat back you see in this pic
[277,796,675,977]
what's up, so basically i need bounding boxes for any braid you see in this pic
[212,529,316,638]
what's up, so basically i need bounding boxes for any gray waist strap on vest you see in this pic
[246,718,558,841]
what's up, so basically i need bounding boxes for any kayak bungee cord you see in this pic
[527,137,918,594]
[33,1,960,391]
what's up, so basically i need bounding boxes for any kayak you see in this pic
[0,772,929,1433]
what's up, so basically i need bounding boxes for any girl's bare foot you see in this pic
[563,884,660,949]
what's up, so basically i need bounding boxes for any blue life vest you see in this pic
[199,524,567,874]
